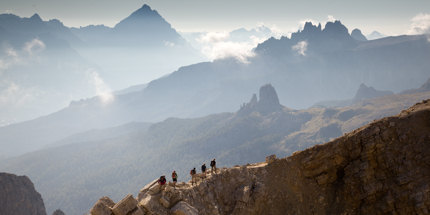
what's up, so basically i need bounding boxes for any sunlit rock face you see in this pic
[90,99,430,215]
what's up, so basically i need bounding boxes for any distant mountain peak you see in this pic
[353,83,393,101]
[351,28,367,41]
[239,84,283,115]
[30,13,42,22]
[114,4,169,30]
[127,4,161,19]
[367,31,386,40]
[302,21,322,33]
[111,3,184,46]
[323,20,349,35]
[259,84,281,107]
[140,4,152,10]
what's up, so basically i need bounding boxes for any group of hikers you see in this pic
[157,158,217,187]
[190,158,217,185]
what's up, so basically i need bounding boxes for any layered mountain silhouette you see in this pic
[1,84,429,215]
[0,13,97,125]
[72,4,185,47]
[1,20,430,159]
[90,99,430,215]
[0,4,203,125]
[69,4,203,89]
[0,13,82,47]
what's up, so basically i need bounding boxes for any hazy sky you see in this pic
[1,0,430,35]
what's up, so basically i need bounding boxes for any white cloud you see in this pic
[327,15,337,22]
[408,13,430,35]
[6,48,18,58]
[197,31,230,43]
[0,81,41,107]
[292,41,308,56]
[196,31,255,63]
[0,47,21,72]
[164,41,175,47]
[191,23,287,63]
[87,69,114,104]
[201,41,256,63]
[24,38,45,55]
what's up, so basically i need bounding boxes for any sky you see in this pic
[1,0,430,36]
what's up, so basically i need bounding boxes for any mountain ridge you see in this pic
[89,98,430,215]
[1,22,430,159]
[1,84,429,214]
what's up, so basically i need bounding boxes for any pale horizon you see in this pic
[2,0,430,36]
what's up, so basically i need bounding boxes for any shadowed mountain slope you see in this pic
[1,85,429,214]
[1,20,429,159]
[91,99,430,215]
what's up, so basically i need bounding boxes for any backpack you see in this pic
[210,160,215,167]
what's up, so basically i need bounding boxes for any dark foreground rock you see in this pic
[0,172,47,215]
[90,99,430,215]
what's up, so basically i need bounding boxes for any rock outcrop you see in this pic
[91,99,430,214]
[239,84,283,115]
[0,172,47,215]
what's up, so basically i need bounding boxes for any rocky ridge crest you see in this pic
[90,98,430,214]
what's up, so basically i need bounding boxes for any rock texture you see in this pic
[0,172,47,215]
[94,99,430,214]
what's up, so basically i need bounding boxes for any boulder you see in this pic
[111,194,138,215]
[170,201,198,215]
[139,179,159,200]
[90,197,113,215]
[99,196,115,208]
[139,193,160,212]
[159,196,171,208]
[129,207,145,215]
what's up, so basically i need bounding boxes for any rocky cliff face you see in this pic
[90,99,430,215]
[0,173,47,215]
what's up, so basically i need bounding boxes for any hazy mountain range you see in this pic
[0,4,204,125]
[1,83,429,215]
[1,18,429,160]
[1,4,430,214]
